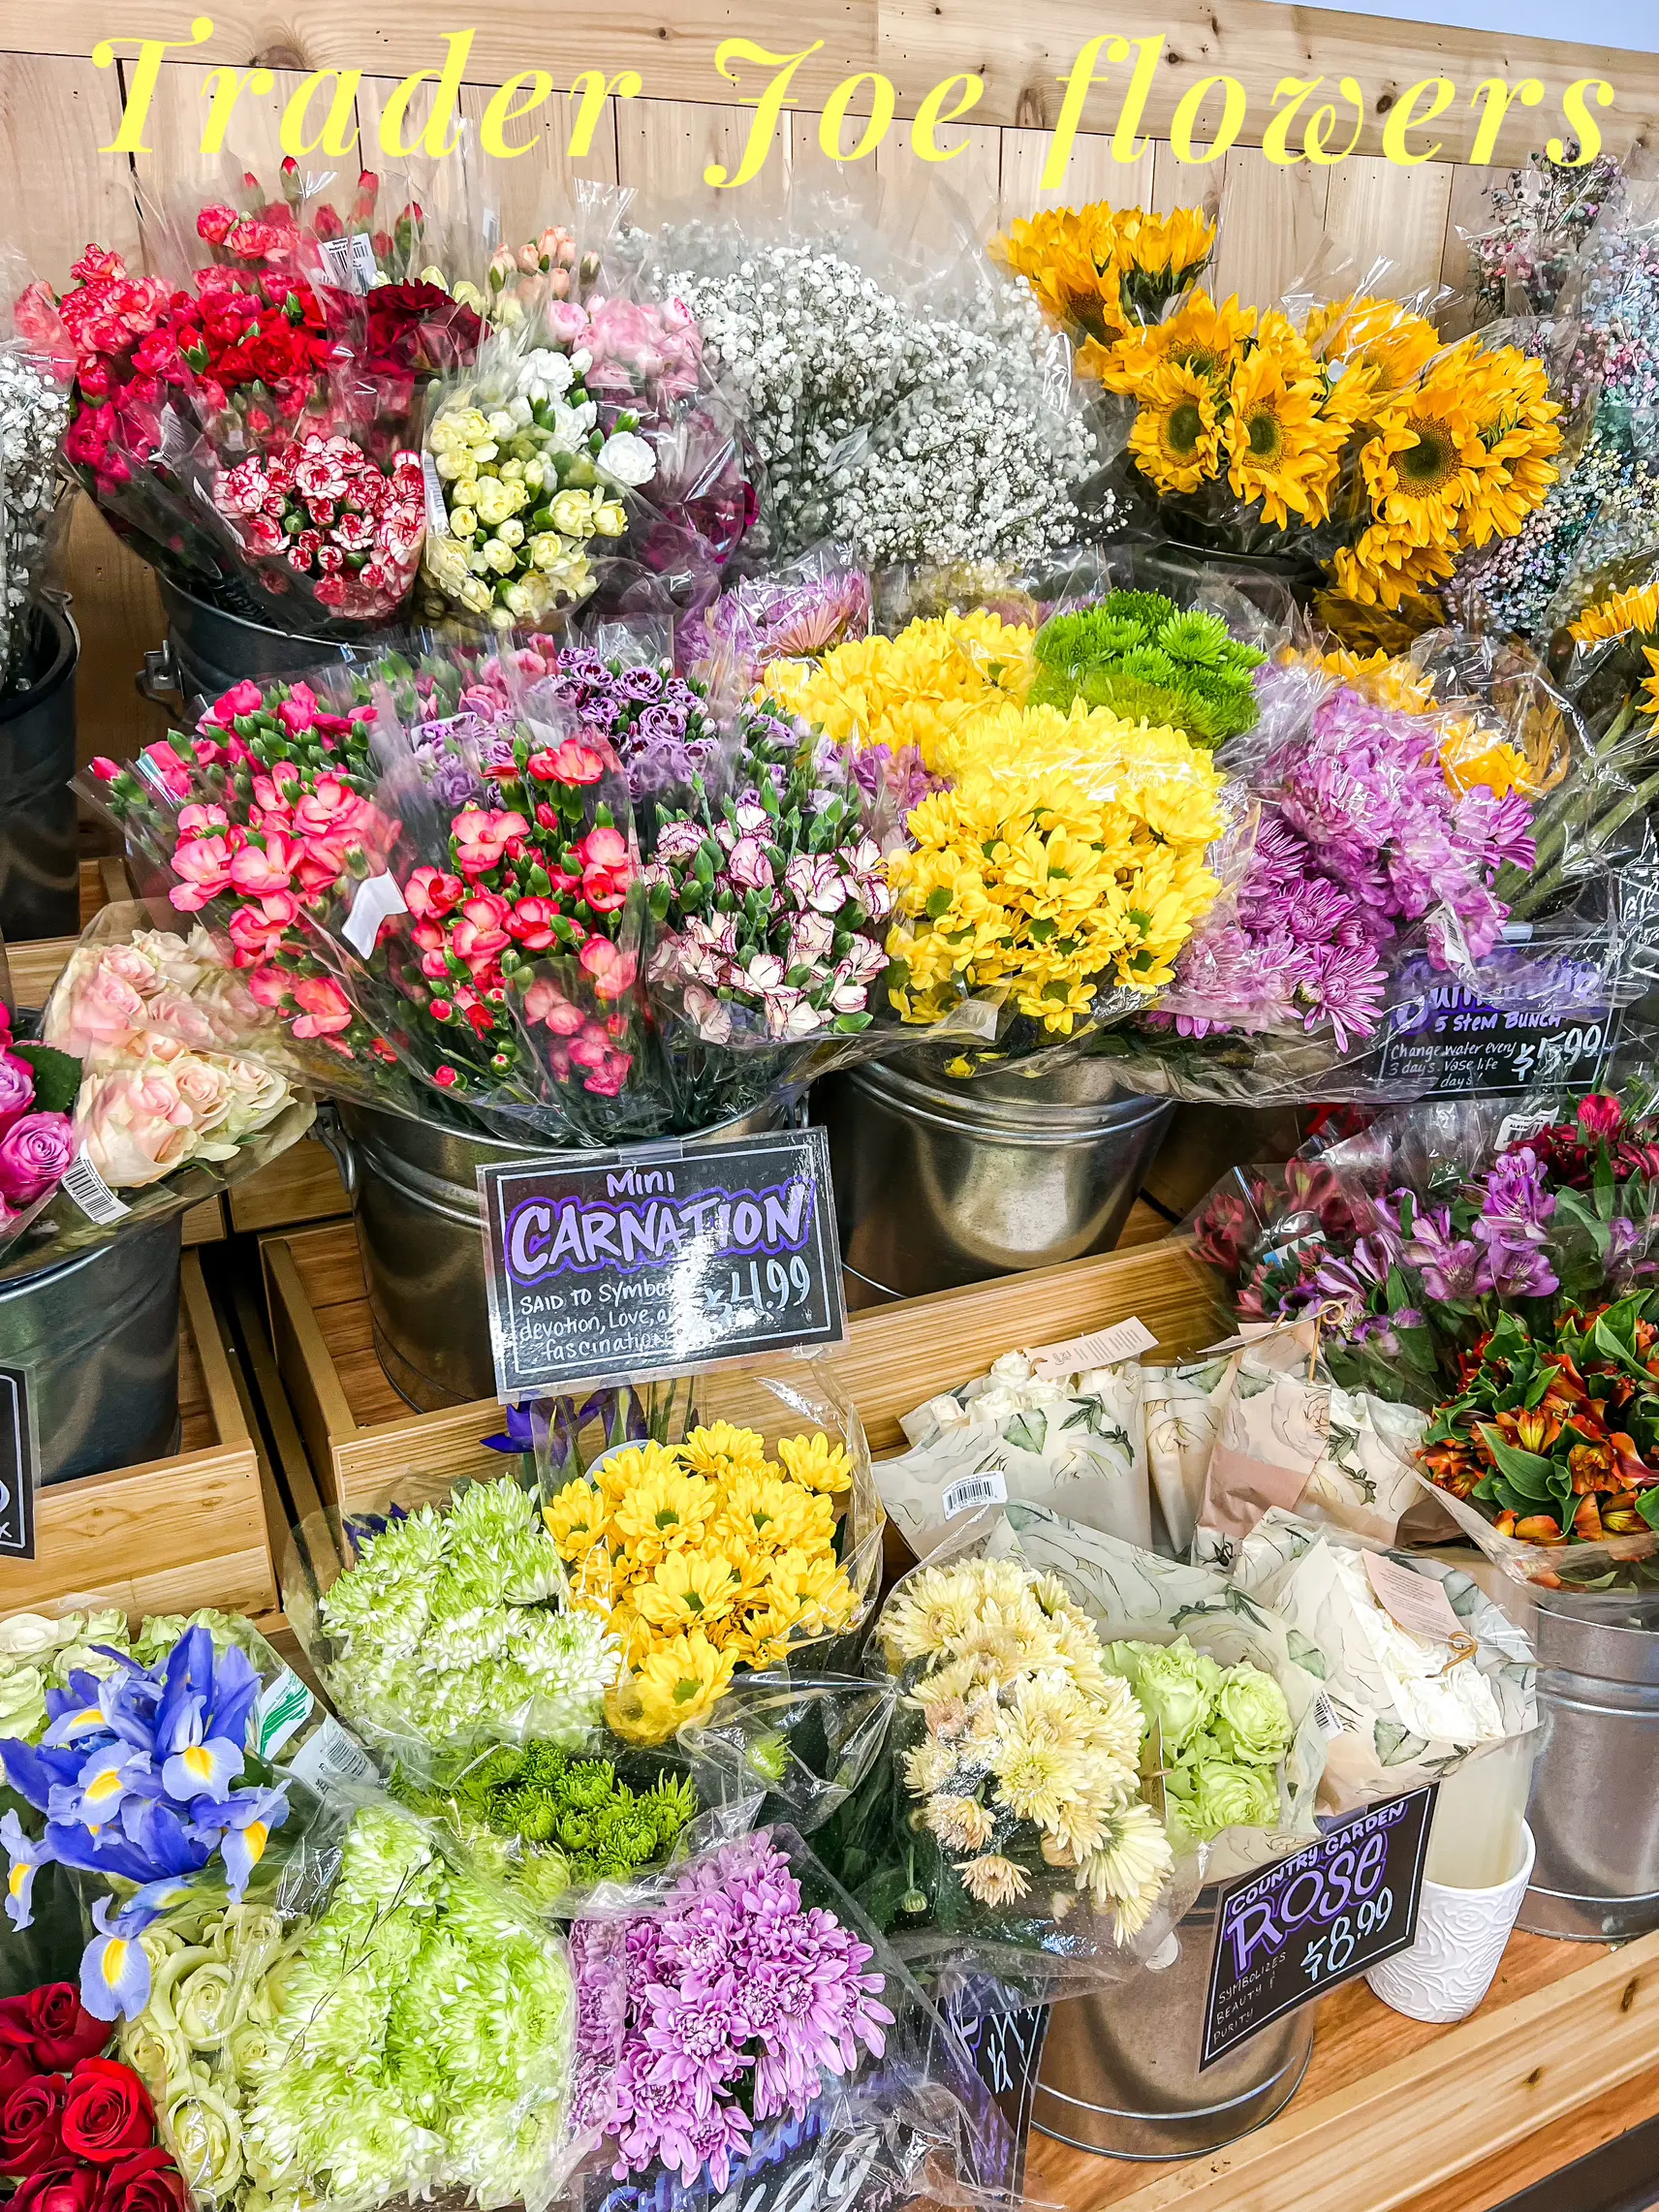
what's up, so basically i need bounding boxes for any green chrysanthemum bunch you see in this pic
[245,1803,577,2212]
[317,1478,619,1750]
[396,1740,698,1904]
[1029,591,1266,747]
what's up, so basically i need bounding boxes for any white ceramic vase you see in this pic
[1364,1823,1536,2025]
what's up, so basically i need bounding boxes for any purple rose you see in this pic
[0,1111,75,1208]
[0,1051,36,1139]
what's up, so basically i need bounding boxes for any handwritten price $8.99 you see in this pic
[1301,1887,1394,1982]
[702,1255,816,1319]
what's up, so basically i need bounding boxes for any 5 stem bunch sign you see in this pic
[1201,1787,1437,2068]
[478,1128,847,1401]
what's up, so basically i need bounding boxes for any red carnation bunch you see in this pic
[0,1983,186,2212]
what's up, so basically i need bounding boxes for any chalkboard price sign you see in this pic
[0,1365,37,1560]
[1201,1786,1436,2069]
[479,1127,847,1400]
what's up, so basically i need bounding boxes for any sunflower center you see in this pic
[1165,401,1205,457]
[1176,343,1221,379]
[1401,416,1457,491]
[1246,408,1284,461]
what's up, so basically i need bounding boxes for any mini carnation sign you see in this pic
[1200,1786,1436,2067]
[478,1126,847,1399]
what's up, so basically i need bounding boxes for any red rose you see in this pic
[0,1987,108,2074]
[59,2062,153,2167]
[94,2149,188,2212]
[0,2074,67,2176]
[9,2163,106,2212]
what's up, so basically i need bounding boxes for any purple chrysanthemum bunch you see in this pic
[570,1832,893,2191]
[1151,679,1536,1053]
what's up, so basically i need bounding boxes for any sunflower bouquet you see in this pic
[1001,203,1563,637]
[542,1393,884,1745]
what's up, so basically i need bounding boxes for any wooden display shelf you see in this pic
[228,1136,348,1233]
[17,1251,277,1616]
[261,1218,1225,1519]
[1028,1924,1659,2212]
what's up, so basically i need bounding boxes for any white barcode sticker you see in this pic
[1496,1111,1549,1150]
[285,1714,375,1797]
[1315,1692,1346,1740]
[941,1468,1009,1519]
[59,1149,130,1225]
[252,1667,315,1761]
[342,872,408,958]
[1029,1315,1158,1380]
[423,451,452,538]
[319,231,379,290]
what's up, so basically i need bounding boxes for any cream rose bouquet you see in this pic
[1,905,311,1276]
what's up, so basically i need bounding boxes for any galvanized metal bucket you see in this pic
[0,1218,183,1485]
[1518,1589,1659,1941]
[137,578,380,719]
[327,1099,789,1411]
[0,602,80,941]
[1032,1885,1317,2160]
[816,1054,1174,1303]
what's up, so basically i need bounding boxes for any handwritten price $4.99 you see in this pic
[702,1255,816,1320]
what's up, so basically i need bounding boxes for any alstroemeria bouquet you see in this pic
[0,916,306,1276]
[0,1625,294,2021]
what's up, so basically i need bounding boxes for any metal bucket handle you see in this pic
[136,641,183,709]
[314,1102,358,1199]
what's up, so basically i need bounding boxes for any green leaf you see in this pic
[1002,1410,1048,1454]
[1286,1629,1328,1681]
[1476,1426,1560,1500]
[12,1043,81,1116]
[1638,1489,1659,1532]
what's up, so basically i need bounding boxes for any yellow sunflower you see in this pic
[1643,644,1659,719]
[1222,347,1341,528]
[1568,577,1659,645]
[1118,204,1217,282]
[1361,376,1484,549]
[1310,296,1441,418]
[993,205,1124,347]
[1128,358,1222,494]
[1331,521,1457,613]
[1092,288,1256,394]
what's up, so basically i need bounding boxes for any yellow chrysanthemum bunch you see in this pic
[762,610,1033,762]
[993,201,1215,365]
[1568,579,1659,718]
[544,1422,861,1742]
[885,700,1226,1031]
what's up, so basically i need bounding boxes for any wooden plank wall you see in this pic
[0,0,1651,764]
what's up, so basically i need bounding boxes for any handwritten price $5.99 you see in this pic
[1301,1887,1394,1982]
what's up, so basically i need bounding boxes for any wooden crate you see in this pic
[228,1137,349,1234]
[261,1219,1226,1518]
[16,1251,276,1615]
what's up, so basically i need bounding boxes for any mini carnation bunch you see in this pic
[660,234,1098,568]
[210,433,424,625]
[314,1476,620,1749]
[422,346,648,626]
[540,645,718,800]
[569,1832,892,2191]
[875,1554,1174,1937]
[644,712,894,1046]
[544,1421,864,1744]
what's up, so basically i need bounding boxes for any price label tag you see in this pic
[1376,990,1612,1098]
[342,871,409,958]
[943,1985,1050,2196]
[941,1466,1009,1519]
[479,1128,848,1400]
[1200,1785,1436,2068]
[318,231,380,290]
[1028,1315,1158,1379]
[0,1366,37,1560]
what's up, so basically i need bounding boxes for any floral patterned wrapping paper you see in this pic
[1193,1353,1427,1563]
[1141,1353,1240,1552]
[875,1353,1152,1558]
[992,1506,1329,1885]
[1228,1510,1537,1817]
